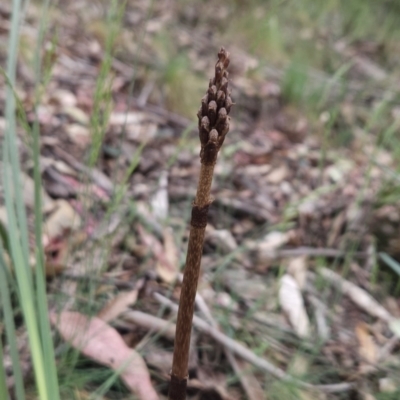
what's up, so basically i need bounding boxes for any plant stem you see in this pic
[168,48,232,400]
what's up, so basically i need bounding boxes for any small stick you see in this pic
[194,292,265,400]
[168,48,233,400]
[156,293,354,394]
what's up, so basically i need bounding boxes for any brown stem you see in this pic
[168,48,232,400]
[195,163,215,206]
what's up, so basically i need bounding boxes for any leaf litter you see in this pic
[1,0,400,399]
[50,311,159,400]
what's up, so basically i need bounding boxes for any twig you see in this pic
[155,293,354,394]
[63,272,137,290]
[318,268,393,322]
[256,245,368,260]
[52,146,114,194]
[276,247,367,259]
[307,294,331,343]
[194,292,265,400]
[123,310,176,341]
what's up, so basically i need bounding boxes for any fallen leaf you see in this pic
[355,322,378,364]
[53,160,77,176]
[206,225,237,253]
[307,294,330,342]
[44,234,69,266]
[66,123,91,148]
[64,106,89,125]
[51,88,77,107]
[388,319,400,338]
[51,311,158,400]
[21,172,54,213]
[288,256,308,289]
[98,280,142,322]
[379,377,397,393]
[221,269,268,304]
[160,227,178,283]
[257,231,290,263]
[109,111,149,125]
[144,343,173,374]
[274,106,308,143]
[150,170,169,221]
[232,359,265,400]
[125,122,158,142]
[290,353,309,376]
[266,164,289,184]
[138,225,178,284]
[43,200,81,246]
[279,274,310,338]
[319,268,392,322]
[196,368,232,400]
[44,262,68,278]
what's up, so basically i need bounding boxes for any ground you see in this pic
[1,1,400,399]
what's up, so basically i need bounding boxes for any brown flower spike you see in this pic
[168,48,232,400]
[198,48,232,165]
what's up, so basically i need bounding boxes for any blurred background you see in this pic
[1,1,400,399]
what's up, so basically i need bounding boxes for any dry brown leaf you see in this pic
[144,343,173,374]
[355,322,378,364]
[51,88,77,107]
[279,274,310,338]
[109,111,150,125]
[160,227,178,282]
[206,225,237,253]
[97,281,142,322]
[109,112,160,142]
[232,359,265,400]
[43,199,81,245]
[288,256,308,288]
[66,124,91,148]
[150,170,169,220]
[138,224,178,283]
[266,164,289,184]
[44,262,68,278]
[21,172,55,213]
[51,311,158,400]
[221,269,268,304]
[257,231,290,263]
[196,368,233,400]
[64,105,89,124]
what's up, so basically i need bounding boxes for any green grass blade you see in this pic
[30,0,61,398]
[88,0,126,168]
[2,1,34,398]
[4,0,51,397]
[0,334,10,400]
[4,0,31,287]
[4,0,61,397]
[0,248,25,400]
[3,162,51,400]
[379,252,400,277]
[318,61,354,108]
